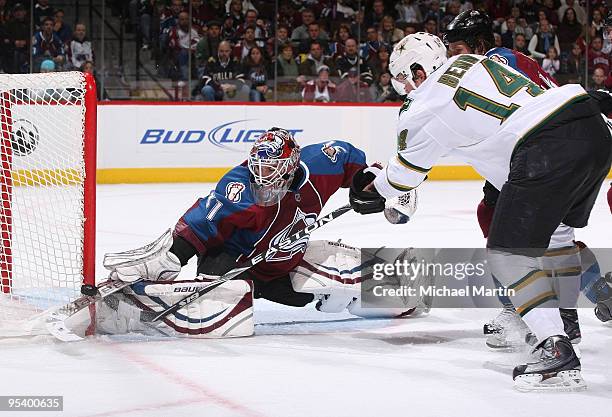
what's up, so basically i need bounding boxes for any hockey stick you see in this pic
[148,204,353,323]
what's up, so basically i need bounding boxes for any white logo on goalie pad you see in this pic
[225,182,245,202]
[268,207,317,262]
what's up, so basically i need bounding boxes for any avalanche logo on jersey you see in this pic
[321,141,346,163]
[267,207,317,262]
[488,54,509,66]
[225,182,245,203]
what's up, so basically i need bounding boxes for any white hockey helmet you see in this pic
[389,32,448,95]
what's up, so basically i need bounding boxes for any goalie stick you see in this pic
[147,204,353,323]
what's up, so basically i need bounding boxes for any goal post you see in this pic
[0,71,96,335]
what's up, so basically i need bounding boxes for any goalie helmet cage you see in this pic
[0,72,96,336]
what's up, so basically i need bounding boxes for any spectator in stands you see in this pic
[221,14,237,41]
[379,16,403,46]
[197,40,248,101]
[493,32,502,48]
[302,65,336,102]
[561,43,585,84]
[540,0,559,28]
[131,0,154,50]
[403,23,418,36]
[80,60,104,99]
[591,66,607,90]
[542,46,560,77]
[423,0,443,25]
[336,67,372,102]
[364,0,386,29]
[266,24,290,58]
[243,46,271,101]
[191,0,208,34]
[291,8,314,42]
[528,20,560,61]
[520,0,539,25]
[68,23,93,70]
[159,0,185,54]
[587,36,609,74]
[423,18,440,36]
[53,9,72,45]
[226,0,244,31]
[441,1,461,29]
[34,0,54,29]
[236,9,265,43]
[321,0,357,23]
[486,0,511,29]
[39,58,55,73]
[368,43,390,81]
[225,0,257,14]
[501,17,516,49]
[196,20,221,67]
[233,25,259,60]
[370,71,398,103]
[590,9,605,39]
[515,17,534,40]
[0,0,9,24]
[395,0,421,24]
[557,8,583,56]
[501,6,521,33]
[276,42,299,77]
[360,26,383,61]
[200,0,224,21]
[350,9,367,41]
[299,22,330,54]
[32,17,65,72]
[558,0,586,26]
[335,38,373,85]
[297,41,335,78]
[168,11,199,81]
[514,33,530,56]
[329,24,351,58]
[3,3,29,73]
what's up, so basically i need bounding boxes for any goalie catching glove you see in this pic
[103,229,182,282]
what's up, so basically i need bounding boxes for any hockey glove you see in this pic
[349,167,386,214]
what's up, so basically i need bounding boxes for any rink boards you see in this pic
[97,102,573,184]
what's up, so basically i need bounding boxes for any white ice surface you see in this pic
[0,181,611,417]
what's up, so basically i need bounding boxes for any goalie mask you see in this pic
[248,128,300,207]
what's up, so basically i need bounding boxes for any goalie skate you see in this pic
[483,307,530,351]
[513,335,586,392]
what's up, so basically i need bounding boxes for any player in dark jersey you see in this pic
[442,10,612,350]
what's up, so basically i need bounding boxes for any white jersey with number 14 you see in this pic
[373,54,588,199]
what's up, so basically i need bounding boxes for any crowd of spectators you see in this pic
[0,0,610,102]
[0,1,94,76]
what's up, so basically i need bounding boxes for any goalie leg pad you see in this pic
[291,241,425,317]
[96,278,254,338]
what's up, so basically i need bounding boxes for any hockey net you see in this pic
[0,72,96,336]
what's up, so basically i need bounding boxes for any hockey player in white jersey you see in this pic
[349,32,612,391]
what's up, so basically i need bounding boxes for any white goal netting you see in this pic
[0,72,95,336]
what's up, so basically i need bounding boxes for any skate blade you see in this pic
[514,370,587,392]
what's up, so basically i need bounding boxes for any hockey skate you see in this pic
[513,335,586,392]
[483,307,530,351]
